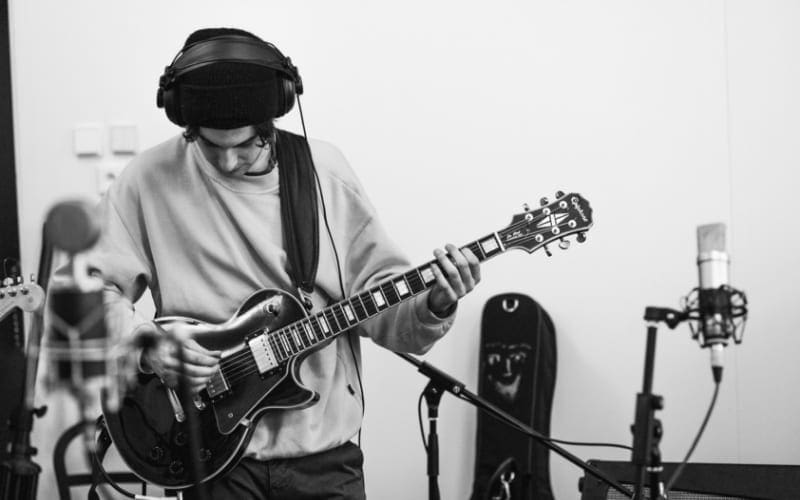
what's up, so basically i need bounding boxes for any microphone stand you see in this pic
[631,307,688,500]
[394,352,634,500]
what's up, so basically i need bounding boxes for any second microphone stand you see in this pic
[396,352,634,500]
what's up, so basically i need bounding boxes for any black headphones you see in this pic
[156,35,304,126]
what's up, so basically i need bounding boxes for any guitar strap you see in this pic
[275,129,320,311]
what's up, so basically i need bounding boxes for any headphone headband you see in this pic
[166,36,298,84]
[157,34,303,126]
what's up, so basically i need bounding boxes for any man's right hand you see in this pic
[140,325,222,394]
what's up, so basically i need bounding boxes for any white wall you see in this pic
[8,1,800,498]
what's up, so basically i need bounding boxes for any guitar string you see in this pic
[214,218,582,383]
[212,214,555,374]
[210,213,550,374]
[215,224,580,387]
[214,220,580,386]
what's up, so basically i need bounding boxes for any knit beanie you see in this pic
[177,28,288,129]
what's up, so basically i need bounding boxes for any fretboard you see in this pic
[261,232,506,363]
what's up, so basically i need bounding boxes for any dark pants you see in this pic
[181,441,366,500]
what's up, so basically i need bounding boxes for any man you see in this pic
[91,27,480,498]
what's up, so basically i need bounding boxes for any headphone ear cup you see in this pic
[161,85,185,126]
[274,77,296,118]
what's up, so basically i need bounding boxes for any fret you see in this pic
[331,304,348,329]
[290,327,304,350]
[351,297,368,321]
[271,335,287,360]
[285,330,298,353]
[381,281,400,305]
[318,314,332,335]
[302,322,316,344]
[394,277,411,298]
[342,303,357,324]
[466,241,486,261]
[419,266,436,286]
[406,270,425,294]
[280,334,292,355]
[293,324,308,345]
[309,316,326,339]
[361,291,378,316]
[324,306,344,333]
[371,289,388,309]
[479,234,504,257]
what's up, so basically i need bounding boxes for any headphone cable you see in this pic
[297,95,367,446]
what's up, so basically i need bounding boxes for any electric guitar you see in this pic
[102,192,594,488]
[0,278,45,320]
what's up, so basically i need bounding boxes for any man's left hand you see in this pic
[427,243,481,317]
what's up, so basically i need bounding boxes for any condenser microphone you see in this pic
[43,200,121,428]
[695,223,734,382]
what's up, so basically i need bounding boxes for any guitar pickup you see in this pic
[248,334,279,375]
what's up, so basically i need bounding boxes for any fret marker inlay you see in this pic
[481,237,499,254]
[343,304,356,322]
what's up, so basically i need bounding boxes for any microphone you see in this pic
[691,223,747,383]
[43,200,119,448]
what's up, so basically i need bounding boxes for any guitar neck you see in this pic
[266,232,506,361]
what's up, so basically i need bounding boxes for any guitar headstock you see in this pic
[0,277,45,321]
[498,191,593,255]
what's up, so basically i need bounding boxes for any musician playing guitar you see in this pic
[88,28,481,499]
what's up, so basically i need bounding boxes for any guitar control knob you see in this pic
[149,446,165,461]
[199,448,212,462]
[556,190,565,198]
[522,203,530,212]
[577,232,587,243]
[173,431,188,446]
[168,460,185,476]
[558,238,570,250]
[539,197,549,206]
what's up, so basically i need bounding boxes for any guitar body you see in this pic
[102,288,318,489]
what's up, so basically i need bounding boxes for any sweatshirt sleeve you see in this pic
[86,188,155,341]
[341,206,456,355]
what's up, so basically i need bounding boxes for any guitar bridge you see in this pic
[206,370,230,399]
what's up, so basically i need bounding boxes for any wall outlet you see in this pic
[96,161,126,195]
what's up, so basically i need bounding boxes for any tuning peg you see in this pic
[576,232,587,243]
[543,245,552,257]
[540,197,549,206]
[556,190,565,198]
[523,203,530,212]
[558,238,570,250]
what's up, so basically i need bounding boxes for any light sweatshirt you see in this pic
[89,133,454,459]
